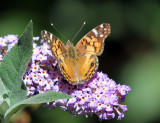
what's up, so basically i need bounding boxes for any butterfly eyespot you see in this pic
[91,62,94,67]
[85,73,87,76]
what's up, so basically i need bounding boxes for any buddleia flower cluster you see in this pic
[0,35,131,120]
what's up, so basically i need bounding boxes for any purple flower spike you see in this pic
[0,35,131,121]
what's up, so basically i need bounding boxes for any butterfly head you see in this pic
[66,40,73,47]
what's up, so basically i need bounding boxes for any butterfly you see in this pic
[41,23,111,85]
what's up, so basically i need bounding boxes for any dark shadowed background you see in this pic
[0,0,160,123]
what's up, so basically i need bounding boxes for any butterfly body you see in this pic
[41,23,111,85]
[66,40,77,58]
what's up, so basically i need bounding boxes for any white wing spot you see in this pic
[100,34,103,37]
[92,29,98,36]
[48,40,50,43]
[100,24,104,28]
[50,34,53,41]
[104,28,107,31]
[44,35,46,37]
[44,31,47,34]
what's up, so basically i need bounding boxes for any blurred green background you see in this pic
[1,0,160,123]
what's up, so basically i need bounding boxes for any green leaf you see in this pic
[4,91,72,123]
[0,20,33,115]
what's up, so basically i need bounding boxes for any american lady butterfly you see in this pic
[41,23,111,85]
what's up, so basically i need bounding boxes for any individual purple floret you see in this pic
[0,35,131,120]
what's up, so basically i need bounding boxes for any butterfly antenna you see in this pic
[71,22,86,42]
[51,23,67,40]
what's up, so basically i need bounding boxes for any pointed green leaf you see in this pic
[0,20,33,113]
[4,91,72,123]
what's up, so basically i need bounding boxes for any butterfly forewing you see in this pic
[75,23,111,56]
[41,30,67,59]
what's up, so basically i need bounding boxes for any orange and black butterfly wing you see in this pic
[41,30,67,59]
[74,23,111,84]
[75,23,111,56]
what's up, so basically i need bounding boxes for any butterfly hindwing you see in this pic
[75,23,111,56]
[58,53,98,85]
[41,30,67,59]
